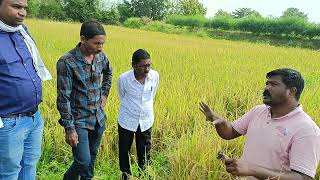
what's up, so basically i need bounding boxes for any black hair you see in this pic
[132,49,151,65]
[80,20,105,39]
[266,68,304,101]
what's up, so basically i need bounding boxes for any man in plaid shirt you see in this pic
[57,20,112,180]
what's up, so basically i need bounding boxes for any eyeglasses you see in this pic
[136,63,152,68]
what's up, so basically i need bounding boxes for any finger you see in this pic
[74,135,78,143]
[212,119,223,125]
[212,120,219,125]
[199,107,210,115]
[71,139,78,148]
[224,158,236,165]
[226,166,235,173]
[200,101,207,106]
[230,170,241,176]
[199,104,210,113]
[199,102,205,110]
[202,102,209,109]
[200,102,209,109]
[199,107,205,114]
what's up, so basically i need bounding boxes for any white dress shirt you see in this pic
[117,69,159,132]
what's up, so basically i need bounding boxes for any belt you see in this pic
[1,107,38,118]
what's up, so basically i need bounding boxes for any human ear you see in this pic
[80,36,86,43]
[289,87,297,97]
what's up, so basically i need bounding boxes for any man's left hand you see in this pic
[101,95,107,108]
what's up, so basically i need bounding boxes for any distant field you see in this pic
[25,19,320,179]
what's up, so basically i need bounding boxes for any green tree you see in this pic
[232,8,261,18]
[117,0,134,22]
[214,9,232,18]
[27,0,41,17]
[117,0,170,21]
[132,0,170,20]
[38,0,65,20]
[95,7,120,25]
[281,7,308,21]
[63,0,99,22]
[171,0,207,16]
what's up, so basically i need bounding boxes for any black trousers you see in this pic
[118,124,152,175]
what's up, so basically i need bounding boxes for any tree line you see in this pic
[165,15,320,39]
[27,0,320,39]
[26,0,206,24]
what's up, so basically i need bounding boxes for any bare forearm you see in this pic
[210,118,239,140]
[199,102,241,140]
[251,165,312,180]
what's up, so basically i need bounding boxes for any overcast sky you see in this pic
[199,0,320,23]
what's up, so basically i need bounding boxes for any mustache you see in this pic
[263,90,271,97]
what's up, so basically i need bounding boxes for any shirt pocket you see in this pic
[93,69,102,87]
[0,50,23,75]
[143,84,153,101]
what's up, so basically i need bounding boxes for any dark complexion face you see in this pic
[0,0,27,27]
[133,59,152,76]
[263,75,291,106]
[80,35,106,56]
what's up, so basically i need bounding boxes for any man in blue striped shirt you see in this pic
[57,20,112,180]
[0,0,52,179]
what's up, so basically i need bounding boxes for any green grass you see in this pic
[23,19,320,180]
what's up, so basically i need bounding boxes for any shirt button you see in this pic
[24,63,27,66]
[32,79,35,82]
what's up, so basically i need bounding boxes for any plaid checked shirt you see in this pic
[57,43,112,134]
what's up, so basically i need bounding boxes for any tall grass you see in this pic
[24,19,320,179]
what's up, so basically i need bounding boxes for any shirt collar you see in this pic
[129,69,153,82]
[73,43,86,63]
[73,43,100,65]
[268,104,303,120]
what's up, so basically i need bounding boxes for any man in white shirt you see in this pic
[117,49,159,180]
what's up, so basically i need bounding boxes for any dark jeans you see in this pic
[63,124,105,180]
[118,124,152,175]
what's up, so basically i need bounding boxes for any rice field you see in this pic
[24,19,320,179]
